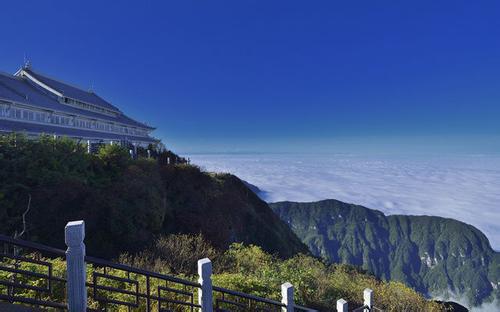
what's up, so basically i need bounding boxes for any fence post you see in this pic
[198,258,213,312]
[336,299,348,312]
[65,221,87,312]
[281,282,294,312]
[364,288,373,312]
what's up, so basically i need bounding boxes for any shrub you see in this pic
[0,134,307,259]
[96,144,130,173]
[0,238,445,312]
[212,244,445,312]
[120,233,220,275]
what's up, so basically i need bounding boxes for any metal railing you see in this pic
[85,256,202,312]
[352,306,384,312]
[352,305,368,312]
[213,286,285,311]
[337,289,384,312]
[0,233,67,310]
[0,221,319,312]
[294,304,317,312]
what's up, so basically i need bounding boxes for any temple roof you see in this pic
[20,68,121,112]
[0,69,154,130]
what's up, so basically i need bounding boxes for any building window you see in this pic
[0,103,149,138]
[62,97,118,117]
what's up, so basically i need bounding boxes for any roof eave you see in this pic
[17,69,64,98]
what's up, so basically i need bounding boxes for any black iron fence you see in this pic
[352,306,384,312]
[213,286,285,312]
[85,255,202,312]
[293,305,317,312]
[0,226,383,312]
[0,227,319,312]
[0,233,67,310]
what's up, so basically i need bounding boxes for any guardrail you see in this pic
[337,288,383,312]
[294,304,318,312]
[0,220,319,312]
[213,286,284,311]
[85,255,202,311]
[0,233,67,310]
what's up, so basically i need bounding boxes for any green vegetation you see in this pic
[0,135,452,310]
[270,199,500,307]
[0,234,444,311]
[0,134,307,258]
[211,243,443,311]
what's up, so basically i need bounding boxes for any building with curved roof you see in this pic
[0,64,157,148]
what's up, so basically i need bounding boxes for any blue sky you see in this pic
[1,1,499,154]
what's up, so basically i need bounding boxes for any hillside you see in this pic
[0,134,308,259]
[0,135,460,311]
[270,199,500,307]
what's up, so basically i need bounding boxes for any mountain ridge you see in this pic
[269,199,500,307]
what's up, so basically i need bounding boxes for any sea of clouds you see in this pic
[187,153,500,251]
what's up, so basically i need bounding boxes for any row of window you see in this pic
[0,104,148,137]
[63,97,118,116]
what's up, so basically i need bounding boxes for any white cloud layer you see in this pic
[187,153,500,250]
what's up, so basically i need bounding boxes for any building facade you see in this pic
[0,64,157,148]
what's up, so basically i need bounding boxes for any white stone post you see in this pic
[87,140,91,154]
[281,282,294,312]
[363,288,373,312]
[65,221,87,312]
[336,299,348,312]
[198,258,213,312]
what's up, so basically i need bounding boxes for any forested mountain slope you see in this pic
[0,135,464,311]
[270,199,500,306]
[0,135,308,259]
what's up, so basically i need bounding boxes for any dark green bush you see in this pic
[0,134,306,259]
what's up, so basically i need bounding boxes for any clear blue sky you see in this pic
[1,1,499,154]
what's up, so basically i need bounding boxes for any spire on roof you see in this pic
[23,54,31,70]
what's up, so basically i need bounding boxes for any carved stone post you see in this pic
[65,221,87,312]
[364,288,373,312]
[281,282,294,312]
[198,258,213,312]
[336,299,348,312]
